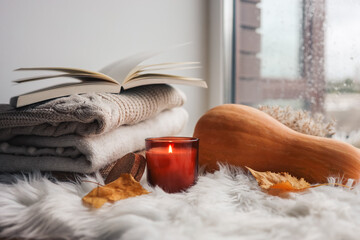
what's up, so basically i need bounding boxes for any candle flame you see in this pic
[168,144,173,153]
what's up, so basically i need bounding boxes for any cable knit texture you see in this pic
[0,84,186,141]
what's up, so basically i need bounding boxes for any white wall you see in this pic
[0,0,209,135]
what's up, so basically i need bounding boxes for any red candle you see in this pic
[145,137,199,193]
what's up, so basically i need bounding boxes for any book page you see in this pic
[17,81,119,94]
[12,81,121,108]
[131,73,203,82]
[15,68,118,84]
[136,62,200,71]
[99,43,191,83]
[99,51,158,85]
[123,73,207,89]
[16,67,99,75]
[124,62,201,83]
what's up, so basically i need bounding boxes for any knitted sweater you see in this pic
[0,84,186,140]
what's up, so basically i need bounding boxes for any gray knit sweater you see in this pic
[0,84,186,141]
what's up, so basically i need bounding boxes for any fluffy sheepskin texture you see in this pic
[1,162,360,240]
[1,108,360,239]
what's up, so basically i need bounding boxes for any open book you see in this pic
[10,53,207,108]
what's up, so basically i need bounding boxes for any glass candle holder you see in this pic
[145,137,199,193]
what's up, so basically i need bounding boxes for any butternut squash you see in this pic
[193,104,360,183]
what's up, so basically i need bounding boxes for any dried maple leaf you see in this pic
[82,173,149,208]
[246,167,311,195]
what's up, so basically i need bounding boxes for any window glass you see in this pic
[255,0,303,109]
[237,0,360,132]
[325,0,360,132]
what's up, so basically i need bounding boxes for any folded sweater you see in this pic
[0,84,186,141]
[0,107,188,173]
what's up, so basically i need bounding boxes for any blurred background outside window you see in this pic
[234,0,360,132]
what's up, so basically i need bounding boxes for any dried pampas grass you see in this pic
[258,105,336,137]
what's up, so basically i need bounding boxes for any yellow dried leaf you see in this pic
[82,173,149,208]
[246,167,311,194]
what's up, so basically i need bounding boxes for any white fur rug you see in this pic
[1,165,360,240]
[1,132,360,240]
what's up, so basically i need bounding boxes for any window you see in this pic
[234,0,360,132]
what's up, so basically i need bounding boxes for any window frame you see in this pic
[233,0,326,113]
[208,0,234,108]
